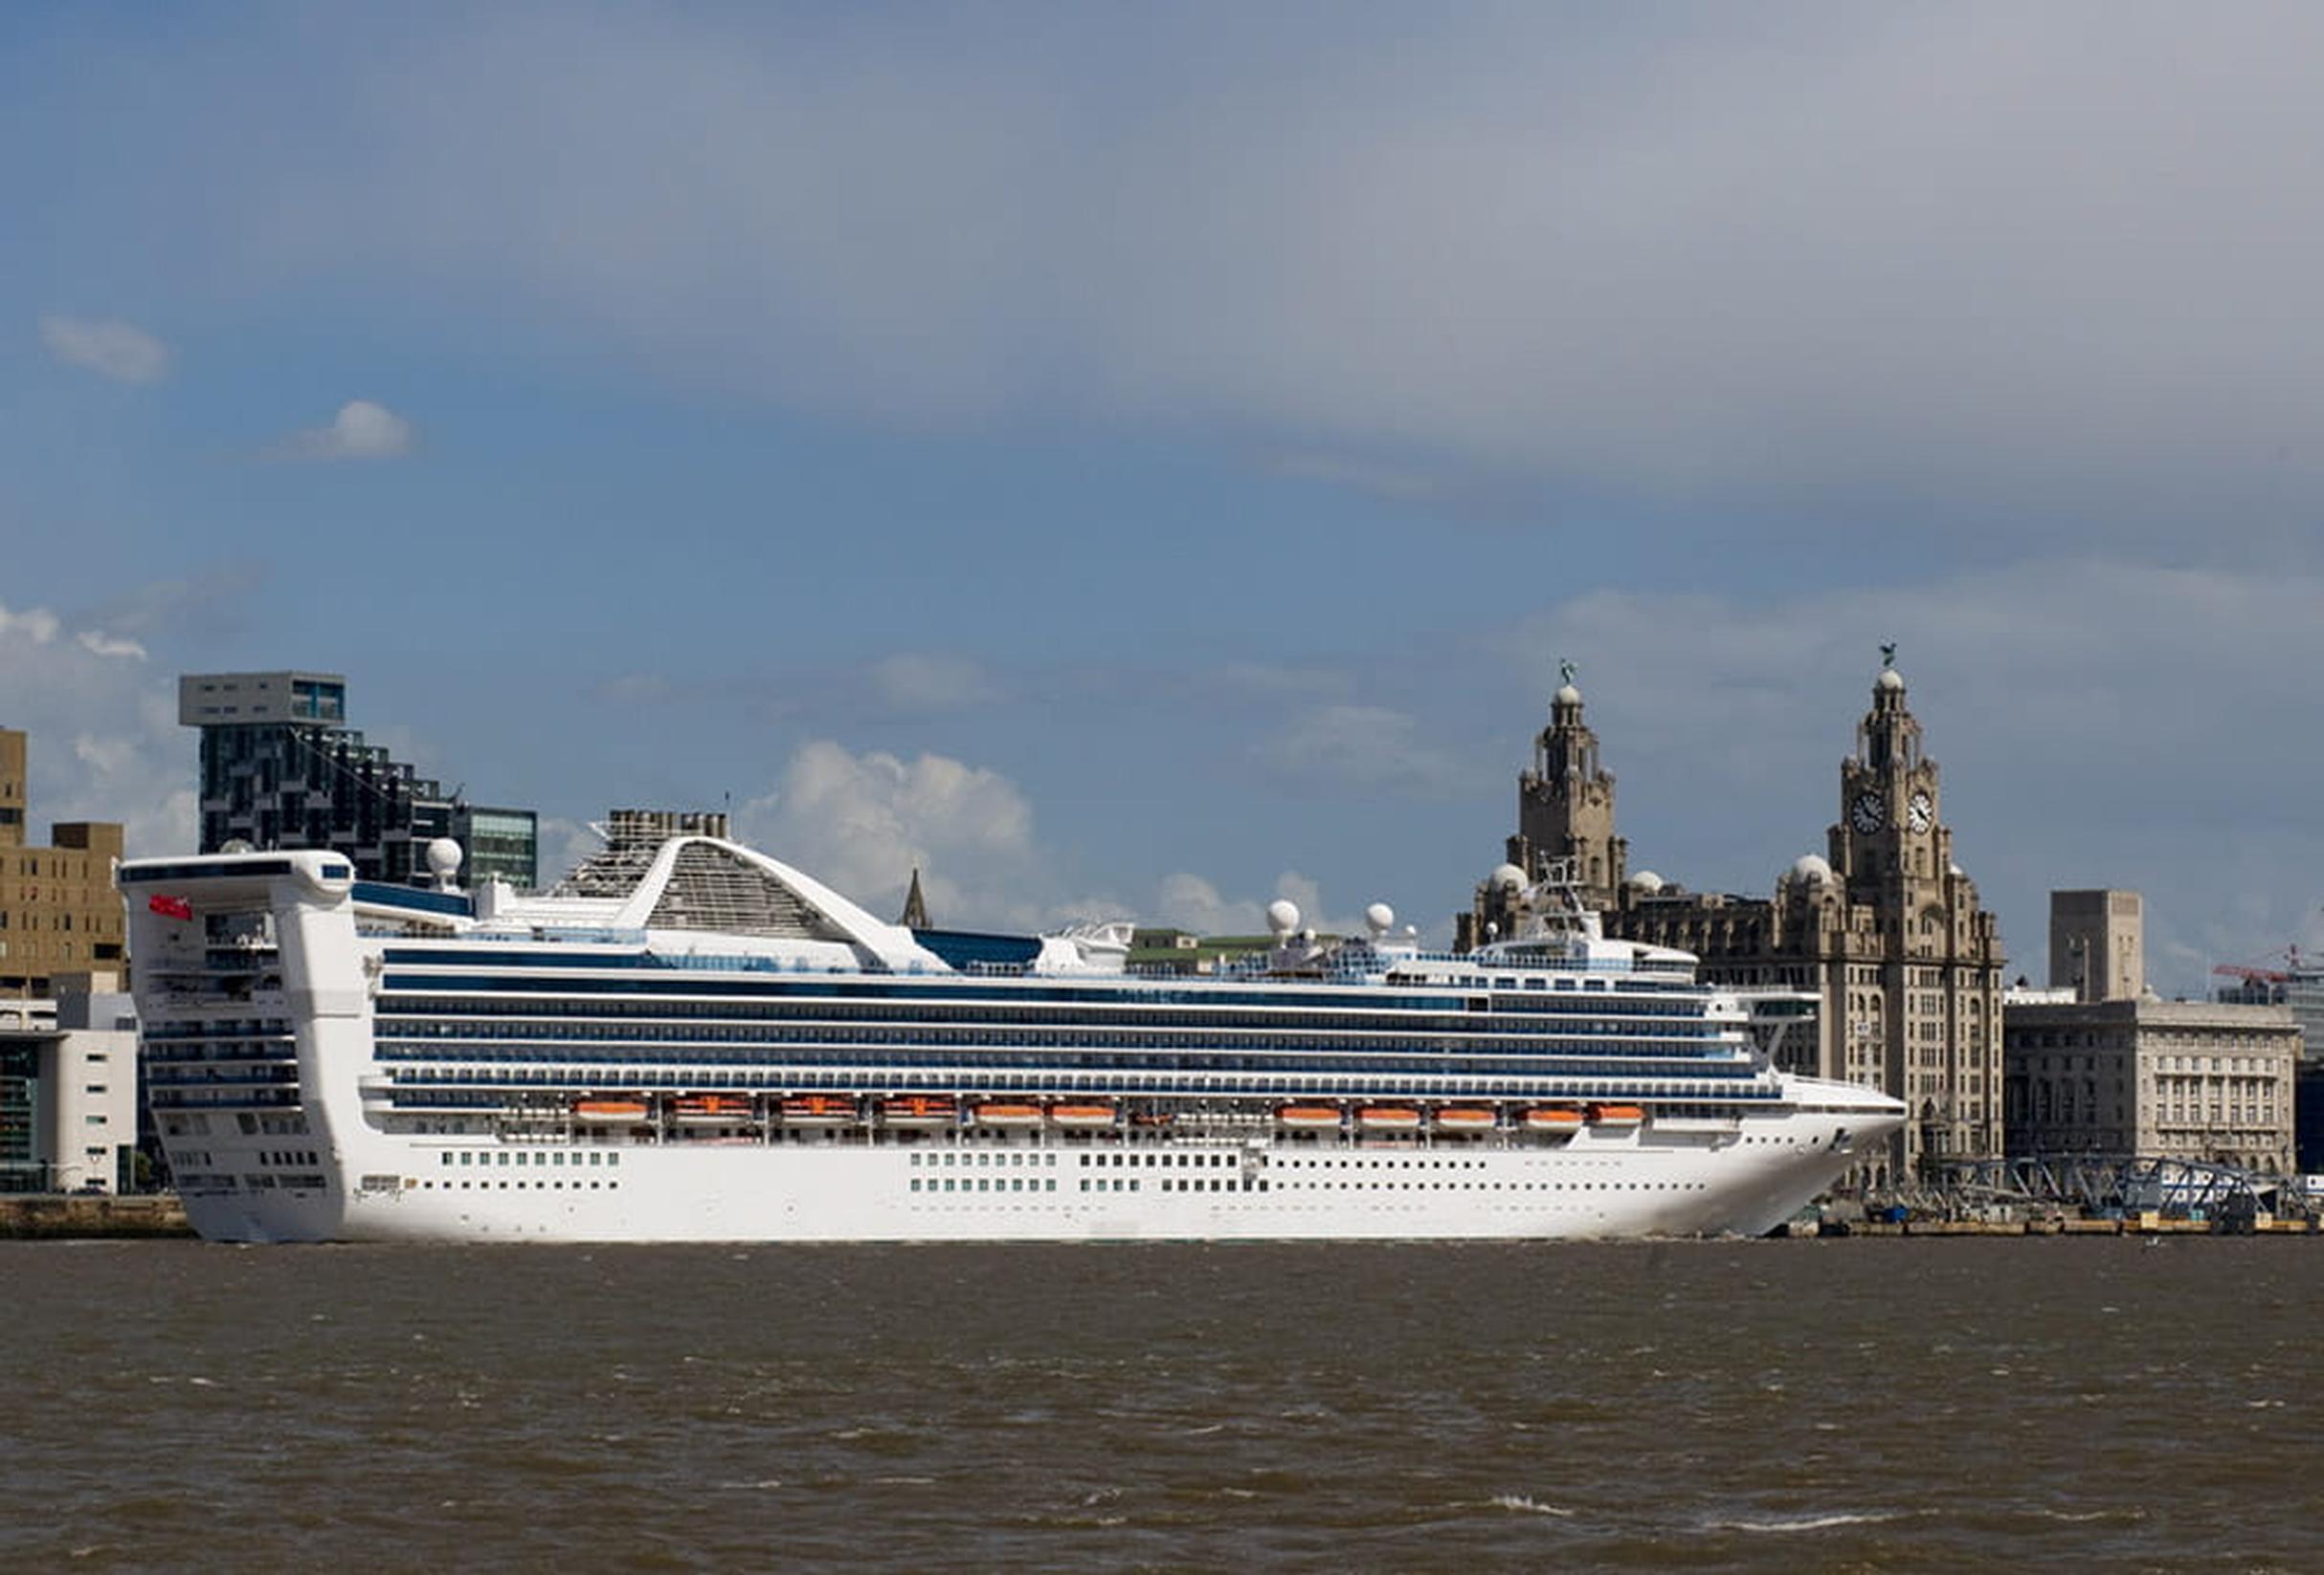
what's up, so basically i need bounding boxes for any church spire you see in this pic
[899,867,929,928]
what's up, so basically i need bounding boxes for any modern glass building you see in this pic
[180,672,538,890]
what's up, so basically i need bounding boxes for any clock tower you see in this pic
[1831,661,1949,898]
[1586,653,2007,1194]
[1820,656,2003,1182]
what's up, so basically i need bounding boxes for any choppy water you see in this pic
[4,1237,2317,1571]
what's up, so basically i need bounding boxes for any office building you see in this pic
[2002,995,2297,1175]
[180,671,538,889]
[0,987,140,1193]
[0,727,127,999]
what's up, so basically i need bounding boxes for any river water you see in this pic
[4,1237,2314,1571]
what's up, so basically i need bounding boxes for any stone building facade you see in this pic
[1464,664,2007,1188]
[2002,998,2297,1174]
[2049,889,2144,1004]
[1507,672,1628,914]
[0,728,127,999]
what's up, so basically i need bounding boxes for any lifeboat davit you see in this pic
[1433,1106,1498,1132]
[1588,1103,1646,1131]
[1276,1104,1343,1130]
[970,1101,1046,1128]
[1524,1105,1585,1135]
[880,1095,958,1128]
[1356,1105,1423,1131]
[673,1094,754,1124]
[573,1097,649,1122]
[782,1094,859,1125]
[1048,1101,1119,1130]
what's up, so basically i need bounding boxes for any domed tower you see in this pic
[1509,662,1627,911]
[1821,650,2005,1185]
[1831,654,1949,898]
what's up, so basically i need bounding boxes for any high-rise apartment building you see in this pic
[180,671,539,889]
[0,728,127,999]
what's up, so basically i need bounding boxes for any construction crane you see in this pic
[2213,945,2304,988]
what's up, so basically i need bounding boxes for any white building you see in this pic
[0,989,140,1193]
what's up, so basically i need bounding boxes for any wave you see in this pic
[1489,1495,1575,1518]
[1709,1510,1909,1533]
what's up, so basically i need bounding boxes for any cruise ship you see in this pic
[123,812,1903,1244]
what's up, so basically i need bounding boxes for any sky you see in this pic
[5,3,2323,995]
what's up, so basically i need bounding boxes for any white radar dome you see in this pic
[1490,863,1527,891]
[1365,902,1396,938]
[1266,899,1301,937]
[1790,853,1835,884]
[1628,870,1665,893]
[426,837,464,883]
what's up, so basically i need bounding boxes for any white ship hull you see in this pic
[177,1097,1885,1245]
[125,845,1905,1246]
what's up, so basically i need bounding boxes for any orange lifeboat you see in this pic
[1588,1103,1646,1131]
[1356,1104,1423,1131]
[1276,1104,1343,1130]
[1433,1105,1498,1132]
[673,1094,754,1124]
[573,1097,649,1122]
[970,1101,1046,1128]
[782,1094,859,1125]
[1524,1105,1585,1135]
[1048,1101,1119,1130]
[880,1095,958,1128]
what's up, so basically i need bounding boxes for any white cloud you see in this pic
[124,7,2324,542]
[38,315,169,384]
[1153,873,1261,937]
[735,741,1039,925]
[1256,704,1468,798]
[75,631,147,661]
[593,673,675,706]
[1263,451,1440,505]
[1153,869,1368,939]
[277,400,417,461]
[867,652,1000,713]
[0,600,191,858]
[534,816,605,888]
[1498,561,2324,997]
[0,606,61,644]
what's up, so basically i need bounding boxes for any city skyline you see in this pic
[6,5,2323,994]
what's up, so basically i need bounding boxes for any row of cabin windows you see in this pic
[416,1179,619,1191]
[440,1149,621,1167]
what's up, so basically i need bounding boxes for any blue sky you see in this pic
[6,3,2324,992]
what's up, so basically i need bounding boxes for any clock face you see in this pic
[1849,790,1887,833]
[1907,790,1933,833]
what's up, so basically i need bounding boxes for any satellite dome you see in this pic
[1790,853,1835,884]
[1266,898,1301,937]
[1490,863,1527,891]
[426,837,465,886]
[1365,901,1396,937]
[1627,870,1665,893]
